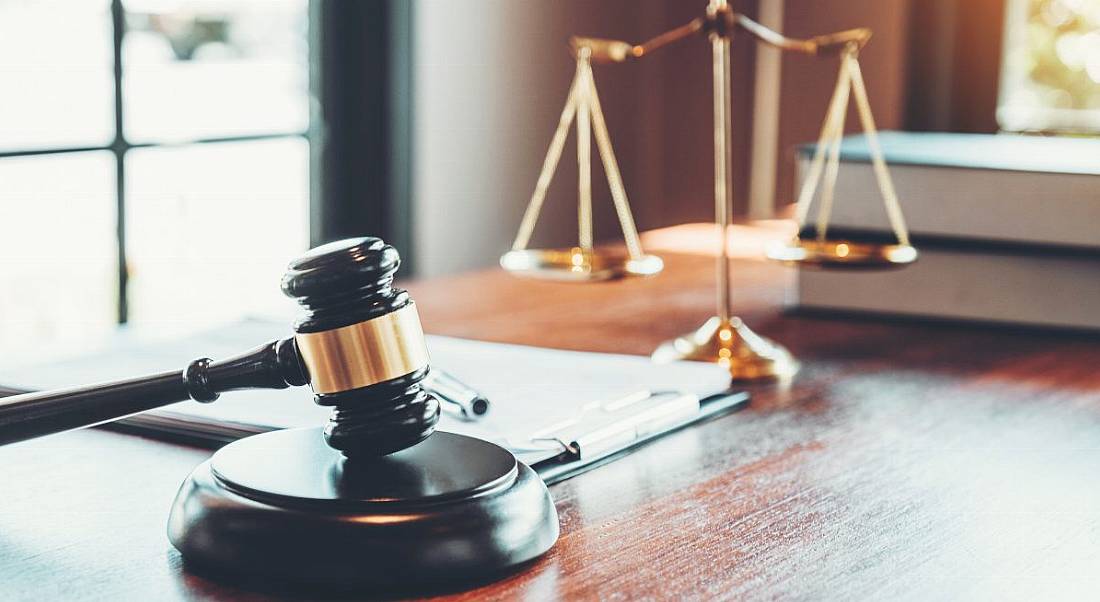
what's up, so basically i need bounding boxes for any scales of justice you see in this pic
[502,0,918,381]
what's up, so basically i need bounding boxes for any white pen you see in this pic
[423,369,491,421]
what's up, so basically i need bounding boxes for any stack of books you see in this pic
[790,132,1100,331]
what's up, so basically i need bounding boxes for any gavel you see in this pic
[0,237,438,456]
[0,237,558,588]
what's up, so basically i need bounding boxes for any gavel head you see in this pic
[280,237,439,457]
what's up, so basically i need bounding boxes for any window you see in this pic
[0,0,311,359]
[999,0,1100,133]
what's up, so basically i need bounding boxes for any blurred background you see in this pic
[0,0,1096,359]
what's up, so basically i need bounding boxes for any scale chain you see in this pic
[512,64,583,251]
[585,61,645,260]
[513,53,647,260]
[793,47,910,247]
[847,53,911,247]
[793,51,851,230]
[577,52,594,250]
[814,49,853,242]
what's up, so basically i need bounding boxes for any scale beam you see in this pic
[571,5,871,64]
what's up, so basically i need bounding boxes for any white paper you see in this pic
[0,319,733,465]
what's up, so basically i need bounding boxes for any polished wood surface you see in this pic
[2,246,1099,599]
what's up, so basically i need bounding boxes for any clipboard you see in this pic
[0,321,747,485]
[528,389,749,484]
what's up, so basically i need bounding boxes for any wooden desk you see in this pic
[2,250,1099,599]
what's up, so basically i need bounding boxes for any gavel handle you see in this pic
[0,338,308,447]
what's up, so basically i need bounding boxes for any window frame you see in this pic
[1,0,412,326]
[1,0,311,325]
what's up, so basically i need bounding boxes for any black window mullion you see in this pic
[110,0,128,325]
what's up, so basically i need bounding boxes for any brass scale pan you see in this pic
[767,238,918,269]
[501,247,663,282]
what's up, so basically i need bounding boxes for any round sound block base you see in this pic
[167,428,559,587]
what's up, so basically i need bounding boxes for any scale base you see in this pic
[168,428,558,588]
[767,238,918,269]
[652,316,799,381]
[500,248,663,282]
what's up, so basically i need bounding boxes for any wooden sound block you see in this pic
[167,428,558,587]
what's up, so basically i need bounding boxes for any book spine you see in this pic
[793,248,1100,331]
[795,155,1100,250]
